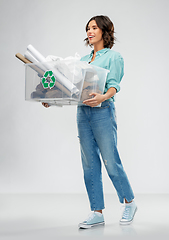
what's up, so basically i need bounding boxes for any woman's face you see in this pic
[87,20,103,46]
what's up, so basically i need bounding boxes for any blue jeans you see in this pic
[77,100,134,211]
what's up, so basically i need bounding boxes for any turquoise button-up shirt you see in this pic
[80,48,124,101]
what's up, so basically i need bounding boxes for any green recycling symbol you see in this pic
[41,70,56,89]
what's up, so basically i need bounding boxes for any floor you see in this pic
[0,194,168,240]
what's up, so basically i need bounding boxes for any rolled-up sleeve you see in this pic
[106,56,124,93]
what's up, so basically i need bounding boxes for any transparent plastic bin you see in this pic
[25,59,109,106]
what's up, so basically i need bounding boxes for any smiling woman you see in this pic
[41,14,138,229]
[77,15,137,229]
[84,15,116,49]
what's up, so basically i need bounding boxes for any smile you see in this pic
[88,35,95,39]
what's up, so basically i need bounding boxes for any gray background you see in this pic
[0,0,169,194]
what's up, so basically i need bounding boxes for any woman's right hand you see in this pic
[42,102,50,108]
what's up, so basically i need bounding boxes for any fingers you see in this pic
[83,92,103,107]
[83,93,96,104]
[83,99,95,104]
[83,99,93,105]
[83,99,98,107]
[89,92,96,96]
[83,95,97,105]
[42,102,49,108]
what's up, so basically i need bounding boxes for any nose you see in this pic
[87,29,93,36]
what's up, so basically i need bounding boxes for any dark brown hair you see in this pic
[84,15,116,49]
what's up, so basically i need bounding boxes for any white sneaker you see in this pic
[78,212,105,229]
[120,201,137,225]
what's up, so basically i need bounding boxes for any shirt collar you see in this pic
[90,48,110,57]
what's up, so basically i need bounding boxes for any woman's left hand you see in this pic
[83,93,105,107]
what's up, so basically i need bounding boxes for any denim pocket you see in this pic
[99,101,110,109]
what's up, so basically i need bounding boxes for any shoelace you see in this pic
[84,213,96,222]
[122,206,130,219]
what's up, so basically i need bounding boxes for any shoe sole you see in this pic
[78,221,105,229]
[119,206,138,225]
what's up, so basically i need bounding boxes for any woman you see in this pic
[77,15,137,229]
[42,15,137,228]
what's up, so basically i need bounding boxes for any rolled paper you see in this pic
[27,44,79,94]
[24,50,47,75]
[15,53,72,96]
[15,53,32,64]
[27,44,47,62]
[24,50,40,64]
